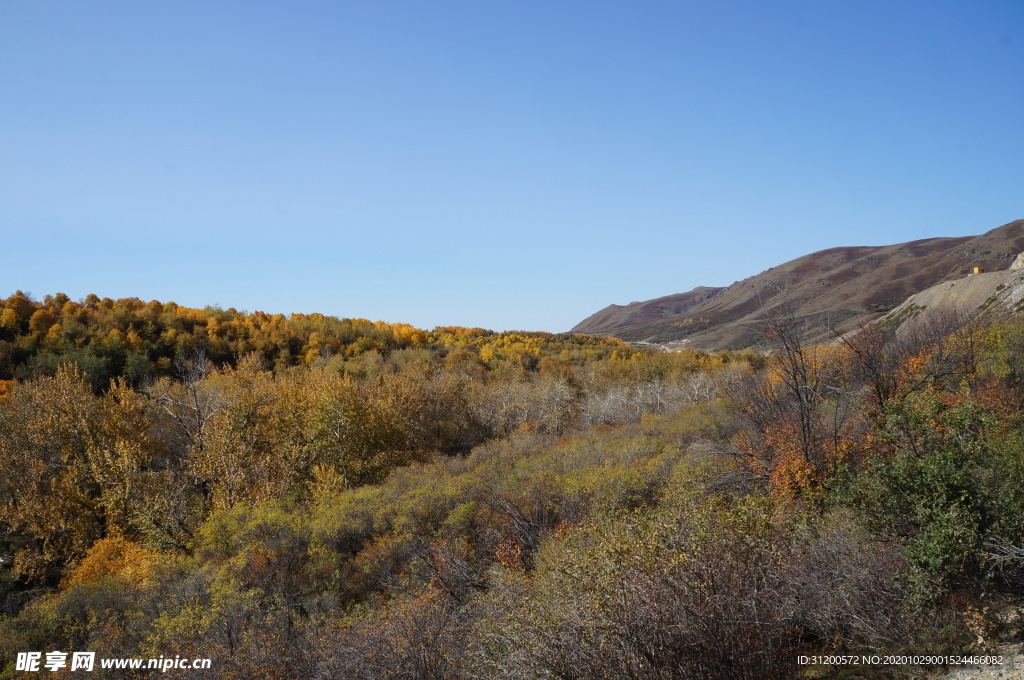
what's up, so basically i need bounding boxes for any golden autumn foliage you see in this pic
[0,293,642,394]
[6,293,1024,678]
[62,532,161,588]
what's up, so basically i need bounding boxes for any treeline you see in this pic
[3,293,1024,678]
[1,291,705,391]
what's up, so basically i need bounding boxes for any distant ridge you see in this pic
[572,219,1024,350]
[571,286,726,335]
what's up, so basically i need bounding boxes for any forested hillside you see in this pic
[3,292,1024,678]
[0,291,642,390]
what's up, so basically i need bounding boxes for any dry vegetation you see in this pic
[3,291,1024,678]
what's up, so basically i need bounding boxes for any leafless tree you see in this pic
[148,350,227,454]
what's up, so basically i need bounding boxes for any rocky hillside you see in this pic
[572,219,1024,350]
[883,250,1024,331]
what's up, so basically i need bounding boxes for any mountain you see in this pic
[571,219,1024,349]
[571,286,726,335]
[883,250,1024,330]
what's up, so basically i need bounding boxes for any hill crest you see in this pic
[571,219,1024,349]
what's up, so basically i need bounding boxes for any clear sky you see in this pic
[2,1,1022,331]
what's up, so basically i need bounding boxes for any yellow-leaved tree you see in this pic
[0,365,159,580]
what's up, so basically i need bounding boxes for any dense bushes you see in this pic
[467,498,918,680]
[7,296,1024,678]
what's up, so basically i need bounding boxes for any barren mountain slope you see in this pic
[572,219,1024,349]
[883,251,1024,332]
[571,286,726,335]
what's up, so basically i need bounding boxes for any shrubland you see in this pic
[2,292,1024,678]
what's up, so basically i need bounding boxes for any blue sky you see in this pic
[2,1,1022,331]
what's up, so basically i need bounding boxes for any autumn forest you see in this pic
[4,291,1024,678]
